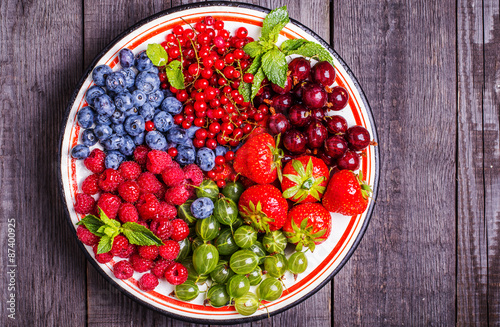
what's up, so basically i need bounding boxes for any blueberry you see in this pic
[105,151,125,169]
[71,145,90,159]
[93,94,115,116]
[186,126,201,139]
[120,68,136,88]
[81,129,98,146]
[123,106,139,117]
[139,103,155,121]
[106,72,127,93]
[215,146,228,157]
[134,51,153,72]
[190,197,214,219]
[85,86,106,107]
[135,71,160,94]
[110,109,126,124]
[133,132,145,145]
[176,145,196,166]
[147,66,159,74]
[114,92,134,111]
[118,48,134,68]
[147,89,164,108]
[167,127,188,145]
[92,65,113,87]
[162,88,174,98]
[112,123,126,136]
[161,97,183,114]
[124,115,145,136]
[120,135,135,156]
[145,131,167,150]
[103,134,124,151]
[166,142,177,150]
[94,113,112,125]
[77,106,95,129]
[132,89,147,107]
[153,111,174,132]
[94,124,113,141]
[196,147,216,171]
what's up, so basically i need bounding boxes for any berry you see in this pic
[76,225,99,246]
[130,254,153,273]
[136,193,160,220]
[97,193,121,219]
[74,193,96,214]
[217,179,226,188]
[171,219,189,241]
[137,172,162,194]
[288,104,311,127]
[161,165,185,187]
[146,150,173,174]
[337,150,361,171]
[312,61,335,86]
[111,235,129,256]
[283,203,332,250]
[164,184,190,205]
[195,147,216,171]
[71,145,90,159]
[151,259,173,278]
[113,260,134,279]
[268,113,290,135]
[289,57,311,82]
[98,169,124,192]
[324,115,348,134]
[118,203,139,223]
[118,161,141,181]
[190,197,214,219]
[150,219,173,241]
[346,126,371,151]
[324,135,348,158]
[164,262,188,285]
[322,170,371,215]
[93,244,113,264]
[327,86,349,110]
[138,273,159,291]
[157,202,177,220]
[271,75,292,94]
[282,129,307,154]
[84,149,106,174]
[133,145,150,165]
[183,164,204,186]
[305,121,328,148]
[138,245,159,260]
[167,147,178,157]
[117,243,137,258]
[159,240,180,260]
[302,83,327,109]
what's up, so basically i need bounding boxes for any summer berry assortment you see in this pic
[70,6,376,317]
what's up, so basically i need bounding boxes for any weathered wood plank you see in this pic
[456,0,488,325]
[0,0,87,326]
[332,1,457,325]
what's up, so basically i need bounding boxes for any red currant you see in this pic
[236,27,248,39]
[224,151,235,161]
[215,156,225,165]
[206,139,217,150]
[145,121,155,132]
[195,129,208,139]
[217,179,226,188]
[243,73,254,83]
[167,148,178,157]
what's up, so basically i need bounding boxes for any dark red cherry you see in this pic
[268,113,290,135]
[283,129,307,154]
[337,150,360,170]
[346,125,371,151]
[302,82,327,109]
[324,135,348,158]
[317,150,335,166]
[291,83,304,100]
[324,115,348,134]
[310,108,325,121]
[288,104,311,127]
[272,94,293,113]
[305,121,328,148]
[281,151,299,166]
[288,57,311,82]
[327,86,349,110]
[253,86,273,107]
[271,75,293,94]
[312,61,335,86]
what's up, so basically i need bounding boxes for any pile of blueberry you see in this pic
[71,48,222,171]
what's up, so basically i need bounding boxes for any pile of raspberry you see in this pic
[75,146,203,291]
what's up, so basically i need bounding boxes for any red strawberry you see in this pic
[322,170,372,216]
[281,156,329,203]
[233,133,283,184]
[238,184,288,233]
[283,203,332,251]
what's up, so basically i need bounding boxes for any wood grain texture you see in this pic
[332,1,457,325]
[0,0,87,326]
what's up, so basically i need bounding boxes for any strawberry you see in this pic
[283,203,332,251]
[281,156,329,203]
[238,184,288,233]
[322,170,372,216]
[233,133,283,184]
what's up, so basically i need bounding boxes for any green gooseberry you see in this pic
[206,284,230,308]
[222,181,245,203]
[213,197,238,226]
[262,230,287,254]
[175,280,199,301]
[192,243,219,275]
[196,179,219,201]
[247,241,266,265]
[288,251,308,275]
[209,260,235,284]
[195,215,220,241]
[257,277,283,301]
[178,200,196,225]
[247,266,263,286]
[234,292,260,316]
[233,225,258,249]
[176,237,191,262]
[263,253,287,278]
[226,274,250,299]
[215,228,240,256]
[229,249,259,275]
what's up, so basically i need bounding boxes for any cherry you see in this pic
[327,86,349,110]
[346,126,371,151]
[268,113,290,135]
[283,129,307,154]
[337,150,360,170]
[324,115,348,134]
[302,82,327,109]
[281,152,299,166]
[310,107,325,121]
[271,75,293,94]
[288,104,311,127]
[317,150,334,166]
[288,57,311,82]
[312,61,335,86]
[324,135,348,158]
[291,83,304,100]
[305,121,328,148]
[271,94,293,113]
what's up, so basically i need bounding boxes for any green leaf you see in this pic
[261,6,289,43]
[280,39,308,52]
[292,159,306,176]
[284,41,333,64]
[146,43,169,67]
[301,177,315,190]
[282,185,300,199]
[251,67,266,100]
[283,173,302,185]
[246,54,262,75]
[310,229,327,238]
[165,60,185,90]
[121,222,164,246]
[96,235,113,254]
[243,41,264,58]
[261,48,287,87]
[76,215,106,236]
[239,82,252,102]
[300,217,309,230]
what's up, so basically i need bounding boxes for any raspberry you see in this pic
[113,260,134,279]
[97,193,121,219]
[138,245,159,260]
[117,243,136,258]
[74,193,96,214]
[171,219,189,241]
[150,219,173,242]
[93,244,113,263]
[161,165,185,187]
[118,161,141,181]
[157,202,177,220]
[111,235,129,256]
[76,225,99,246]
[98,168,124,192]
[84,148,106,174]
[164,184,190,205]
[118,203,139,223]
[118,180,140,203]
[154,183,167,200]
[151,259,173,279]
[138,273,159,291]
[133,145,150,165]
[136,193,160,220]
[164,262,188,285]
[183,164,204,187]
[159,240,180,260]
[146,150,173,174]
[129,254,153,273]
[137,172,162,194]
[81,174,100,195]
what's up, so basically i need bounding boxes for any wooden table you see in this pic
[1,0,499,325]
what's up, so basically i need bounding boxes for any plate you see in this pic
[58,1,379,324]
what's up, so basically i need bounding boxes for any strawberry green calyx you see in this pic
[239,200,275,234]
[282,158,326,203]
[356,171,372,199]
[283,216,327,252]
[270,133,284,182]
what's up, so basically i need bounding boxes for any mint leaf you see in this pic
[261,6,289,43]
[121,222,164,246]
[96,235,113,254]
[262,48,287,87]
[246,54,262,75]
[243,42,264,58]
[76,215,106,236]
[251,67,266,100]
[280,39,308,52]
[165,60,185,90]
[239,82,252,102]
[146,43,169,67]
[284,41,334,64]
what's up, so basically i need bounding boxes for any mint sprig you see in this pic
[146,43,185,89]
[77,208,163,254]
[242,5,334,102]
